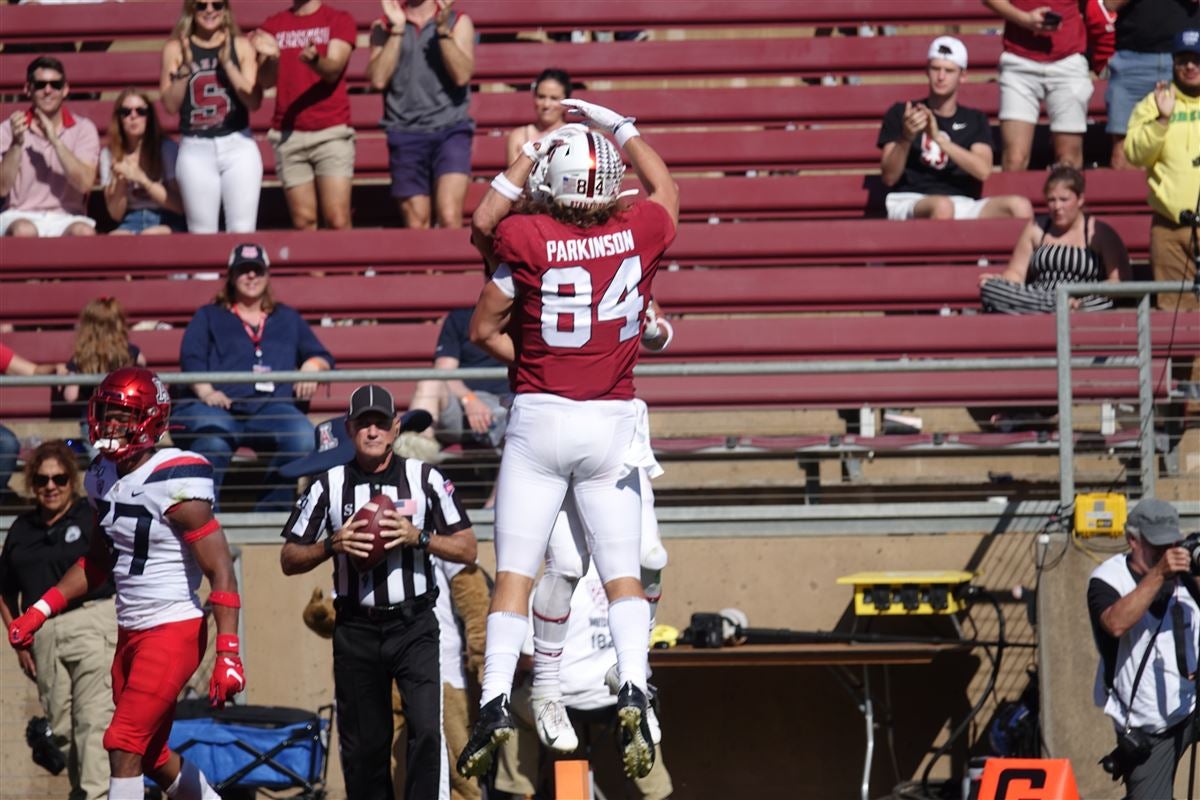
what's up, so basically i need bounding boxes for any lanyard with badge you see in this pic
[235,309,274,393]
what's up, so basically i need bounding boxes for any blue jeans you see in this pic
[116,207,187,233]
[1105,50,1174,135]
[0,425,18,497]
[172,400,313,511]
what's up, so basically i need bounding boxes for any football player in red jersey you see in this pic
[7,367,243,800]
[457,99,678,781]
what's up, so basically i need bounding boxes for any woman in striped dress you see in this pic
[980,165,1128,313]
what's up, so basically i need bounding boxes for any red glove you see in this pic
[8,588,66,649]
[209,633,245,708]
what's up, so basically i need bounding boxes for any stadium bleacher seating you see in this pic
[0,0,999,45]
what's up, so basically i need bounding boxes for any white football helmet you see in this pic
[536,130,631,208]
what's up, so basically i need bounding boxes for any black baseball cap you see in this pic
[280,410,433,478]
[348,384,396,421]
[228,243,270,274]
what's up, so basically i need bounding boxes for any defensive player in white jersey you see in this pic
[458,99,678,781]
[7,367,244,800]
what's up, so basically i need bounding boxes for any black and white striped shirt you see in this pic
[282,457,470,608]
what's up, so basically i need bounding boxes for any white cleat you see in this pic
[604,664,620,695]
[531,696,579,754]
[646,703,662,746]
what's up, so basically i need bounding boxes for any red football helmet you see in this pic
[88,367,171,462]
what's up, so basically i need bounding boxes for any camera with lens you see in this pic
[1101,726,1154,779]
[684,613,726,649]
[26,716,66,775]
[1178,532,1200,574]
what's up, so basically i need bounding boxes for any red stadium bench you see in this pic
[0,217,1153,282]
[0,266,989,329]
[3,312,1191,417]
[0,1,1000,44]
[4,82,1108,142]
[0,35,1012,94]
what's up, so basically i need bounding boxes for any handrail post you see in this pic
[1055,287,1075,509]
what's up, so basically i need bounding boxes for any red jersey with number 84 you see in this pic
[492,201,675,401]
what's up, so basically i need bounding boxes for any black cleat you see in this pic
[456,694,514,778]
[616,682,655,779]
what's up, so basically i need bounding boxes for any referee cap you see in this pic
[280,409,433,478]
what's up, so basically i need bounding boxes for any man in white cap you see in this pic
[1088,498,1199,799]
[877,36,1034,222]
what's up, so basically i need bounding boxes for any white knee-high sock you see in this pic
[481,612,529,705]
[109,776,145,800]
[165,758,221,800]
[608,596,650,692]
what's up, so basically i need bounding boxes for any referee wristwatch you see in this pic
[417,530,431,549]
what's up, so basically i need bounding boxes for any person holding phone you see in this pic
[984,0,1093,171]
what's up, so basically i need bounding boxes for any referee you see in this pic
[280,384,477,800]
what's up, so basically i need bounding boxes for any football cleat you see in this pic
[616,682,655,779]
[531,695,579,753]
[456,695,514,778]
[606,666,661,745]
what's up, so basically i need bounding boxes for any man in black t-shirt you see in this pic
[408,306,512,448]
[878,36,1034,221]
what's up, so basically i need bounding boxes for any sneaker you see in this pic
[646,702,662,746]
[604,664,620,695]
[531,696,579,753]
[456,695,514,778]
[615,682,655,779]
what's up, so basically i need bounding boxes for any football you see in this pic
[349,494,396,573]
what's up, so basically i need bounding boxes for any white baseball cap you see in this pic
[928,36,968,70]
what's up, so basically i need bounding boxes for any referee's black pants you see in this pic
[334,608,444,800]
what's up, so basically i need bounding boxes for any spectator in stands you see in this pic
[0,56,99,238]
[0,440,116,800]
[506,68,572,164]
[160,0,264,233]
[1104,0,1199,169]
[980,165,1128,313]
[252,1,357,231]
[408,304,511,451]
[175,243,333,511]
[1125,29,1200,311]
[0,344,62,498]
[367,0,476,229]
[878,37,1034,221]
[61,298,147,437]
[101,88,185,235]
[984,0,1092,171]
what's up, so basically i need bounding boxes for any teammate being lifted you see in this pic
[457,97,679,781]
[8,367,244,800]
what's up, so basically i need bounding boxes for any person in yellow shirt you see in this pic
[1125,29,1200,312]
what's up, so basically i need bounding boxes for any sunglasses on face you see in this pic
[33,473,70,488]
[195,1,226,11]
[30,79,65,92]
[234,264,266,278]
[119,106,149,119]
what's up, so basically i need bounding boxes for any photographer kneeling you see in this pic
[1089,498,1199,798]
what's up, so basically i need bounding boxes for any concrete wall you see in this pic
[1,528,1043,799]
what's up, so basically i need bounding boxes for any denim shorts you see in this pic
[1105,50,1175,135]
[386,120,474,199]
[116,207,187,233]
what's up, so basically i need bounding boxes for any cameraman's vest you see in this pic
[1092,554,1199,734]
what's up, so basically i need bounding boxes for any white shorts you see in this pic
[885,193,990,221]
[0,208,95,237]
[494,393,643,583]
[544,467,666,580]
[998,51,1093,133]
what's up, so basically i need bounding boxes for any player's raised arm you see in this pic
[471,122,589,270]
[469,278,516,365]
[169,500,244,708]
[7,523,114,650]
[561,98,679,226]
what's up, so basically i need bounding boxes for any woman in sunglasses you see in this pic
[0,440,117,800]
[102,88,185,235]
[160,0,264,234]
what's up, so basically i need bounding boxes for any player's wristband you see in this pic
[613,120,641,148]
[209,591,241,609]
[216,633,240,654]
[490,173,522,202]
[33,587,68,619]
